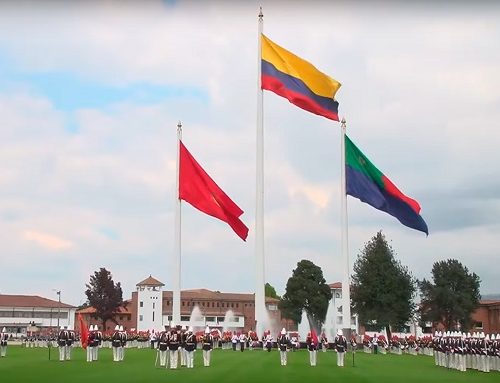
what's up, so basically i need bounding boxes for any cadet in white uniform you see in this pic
[0,327,8,357]
[333,329,348,367]
[202,327,213,367]
[277,328,289,366]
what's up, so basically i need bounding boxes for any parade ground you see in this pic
[1,346,498,383]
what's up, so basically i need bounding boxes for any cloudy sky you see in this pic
[1,0,499,307]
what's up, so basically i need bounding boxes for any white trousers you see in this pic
[180,347,186,366]
[170,349,179,369]
[112,346,119,362]
[93,346,99,361]
[58,346,66,361]
[337,351,345,367]
[280,350,287,365]
[65,345,72,360]
[309,350,317,366]
[0,345,7,357]
[86,347,93,362]
[203,349,211,366]
[186,350,195,368]
[159,350,167,367]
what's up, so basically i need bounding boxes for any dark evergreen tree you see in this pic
[419,259,480,330]
[351,231,416,339]
[265,282,280,299]
[279,260,332,329]
[85,268,124,330]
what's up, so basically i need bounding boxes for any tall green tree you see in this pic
[85,268,124,330]
[279,260,332,329]
[419,259,480,330]
[265,282,280,299]
[351,231,416,339]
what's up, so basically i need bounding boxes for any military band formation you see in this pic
[1,325,499,374]
[360,330,500,373]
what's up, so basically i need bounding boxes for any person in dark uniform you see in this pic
[277,328,289,366]
[180,326,187,367]
[184,327,197,369]
[94,326,102,361]
[158,325,169,368]
[0,327,8,357]
[111,325,121,362]
[306,331,318,366]
[87,325,95,362]
[202,327,213,367]
[66,329,75,360]
[57,326,68,361]
[168,324,180,369]
[333,329,348,367]
[119,326,127,361]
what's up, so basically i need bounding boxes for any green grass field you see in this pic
[0,346,498,383]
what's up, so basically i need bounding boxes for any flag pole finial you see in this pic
[341,117,346,127]
[259,6,263,19]
[177,121,182,139]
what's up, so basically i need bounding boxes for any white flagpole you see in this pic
[340,118,351,336]
[173,121,182,326]
[255,7,266,338]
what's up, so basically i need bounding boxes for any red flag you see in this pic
[179,141,249,241]
[78,313,89,350]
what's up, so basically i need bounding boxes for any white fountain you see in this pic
[298,309,310,342]
[324,300,336,341]
[222,309,235,333]
[189,305,204,332]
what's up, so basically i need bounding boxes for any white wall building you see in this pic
[324,282,359,339]
[0,294,76,335]
[135,275,164,332]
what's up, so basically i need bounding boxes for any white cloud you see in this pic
[23,230,73,251]
[0,1,499,305]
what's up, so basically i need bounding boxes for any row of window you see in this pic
[0,311,68,319]
[164,301,251,309]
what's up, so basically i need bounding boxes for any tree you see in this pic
[351,231,416,339]
[279,260,332,330]
[419,259,481,331]
[85,268,124,330]
[265,283,280,299]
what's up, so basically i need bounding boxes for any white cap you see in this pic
[485,334,490,341]
[1,327,5,333]
[281,328,286,335]
[205,326,210,334]
[181,325,187,331]
[337,329,343,336]
[60,326,64,330]
[119,325,124,331]
[188,326,193,333]
[115,325,119,331]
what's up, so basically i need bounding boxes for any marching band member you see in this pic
[202,327,213,367]
[57,326,68,361]
[158,325,169,368]
[333,329,348,367]
[184,327,197,368]
[112,325,121,362]
[277,328,289,366]
[0,328,8,357]
[306,331,318,366]
[168,323,180,369]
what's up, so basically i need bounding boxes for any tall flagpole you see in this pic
[340,118,351,337]
[255,7,266,338]
[173,121,182,326]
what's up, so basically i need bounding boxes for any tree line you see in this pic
[83,231,481,334]
[279,231,481,334]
